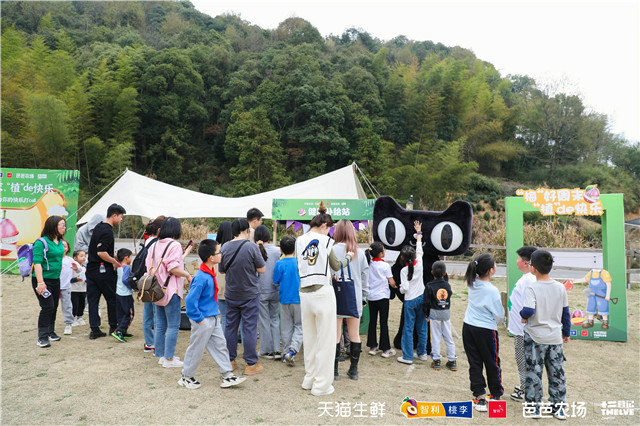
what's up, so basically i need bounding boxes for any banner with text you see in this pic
[0,168,79,274]
[272,199,374,221]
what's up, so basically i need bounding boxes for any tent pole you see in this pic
[273,220,278,247]
[131,216,137,255]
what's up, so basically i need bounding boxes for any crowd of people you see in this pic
[30,203,570,417]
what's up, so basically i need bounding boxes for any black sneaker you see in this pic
[273,351,282,360]
[37,337,51,348]
[108,327,116,335]
[431,359,441,370]
[510,389,524,401]
[49,333,61,342]
[89,329,107,340]
[446,360,457,371]
[112,331,126,343]
[123,333,134,339]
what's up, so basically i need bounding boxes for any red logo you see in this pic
[6,173,12,178]
[488,400,506,418]
[581,330,588,336]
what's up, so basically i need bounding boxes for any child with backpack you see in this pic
[179,239,246,389]
[423,260,457,371]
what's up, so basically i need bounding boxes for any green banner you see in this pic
[272,199,374,220]
[1,168,79,274]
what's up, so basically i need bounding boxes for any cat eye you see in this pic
[430,221,463,252]
[377,217,406,247]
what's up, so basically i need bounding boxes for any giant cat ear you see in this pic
[373,196,409,249]
[426,200,473,256]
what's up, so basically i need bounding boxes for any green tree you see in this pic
[225,101,289,195]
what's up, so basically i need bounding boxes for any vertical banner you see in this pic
[0,168,79,274]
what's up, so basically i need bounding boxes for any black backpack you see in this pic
[128,238,157,291]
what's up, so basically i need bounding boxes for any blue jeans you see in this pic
[402,295,427,361]
[143,302,155,347]
[153,294,181,359]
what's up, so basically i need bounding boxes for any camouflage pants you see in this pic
[523,332,566,405]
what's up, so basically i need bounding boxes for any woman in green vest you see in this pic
[33,215,67,348]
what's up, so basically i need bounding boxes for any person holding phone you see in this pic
[33,215,67,348]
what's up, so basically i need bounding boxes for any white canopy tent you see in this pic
[77,163,367,224]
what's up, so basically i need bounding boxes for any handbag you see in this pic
[332,262,359,318]
[137,242,174,303]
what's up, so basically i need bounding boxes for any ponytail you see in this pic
[400,245,416,281]
[464,253,495,286]
[254,224,271,261]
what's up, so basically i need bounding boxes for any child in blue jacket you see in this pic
[179,240,246,389]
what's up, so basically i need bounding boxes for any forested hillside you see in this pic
[2,1,639,212]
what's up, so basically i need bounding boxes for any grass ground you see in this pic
[1,274,639,424]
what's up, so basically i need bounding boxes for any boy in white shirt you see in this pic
[507,246,537,401]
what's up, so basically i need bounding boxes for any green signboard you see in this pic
[506,193,627,342]
[0,168,79,274]
[272,199,374,221]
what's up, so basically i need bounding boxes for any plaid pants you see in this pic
[523,332,566,405]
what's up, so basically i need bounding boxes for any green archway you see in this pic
[506,193,627,342]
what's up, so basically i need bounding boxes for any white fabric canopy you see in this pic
[77,163,367,224]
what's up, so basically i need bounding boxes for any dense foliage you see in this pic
[2,1,639,212]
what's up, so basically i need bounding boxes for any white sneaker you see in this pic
[397,356,413,365]
[178,375,201,389]
[381,349,396,358]
[221,375,246,388]
[77,317,86,325]
[416,353,429,361]
[158,357,167,365]
[64,325,72,335]
[71,320,80,327]
[163,358,184,368]
[368,347,379,356]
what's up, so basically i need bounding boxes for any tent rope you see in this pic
[354,163,380,199]
[69,169,127,221]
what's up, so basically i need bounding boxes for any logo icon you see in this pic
[6,173,12,178]
[581,330,589,336]
[400,397,472,418]
[488,400,507,418]
[570,330,577,336]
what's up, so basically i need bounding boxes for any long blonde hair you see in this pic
[333,219,358,258]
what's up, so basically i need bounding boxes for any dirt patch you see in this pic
[1,274,638,424]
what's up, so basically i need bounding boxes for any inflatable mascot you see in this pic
[372,196,473,349]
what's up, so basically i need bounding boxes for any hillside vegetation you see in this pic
[2,1,639,216]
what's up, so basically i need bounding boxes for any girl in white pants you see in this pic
[296,203,353,396]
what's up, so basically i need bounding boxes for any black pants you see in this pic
[394,301,431,354]
[32,277,60,339]
[462,322,503,398]
[367,299,391,351]
[116,294,134,333]
[86,269,117,331]
[71,291,86,318]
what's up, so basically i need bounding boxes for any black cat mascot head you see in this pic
[373,196,473,283]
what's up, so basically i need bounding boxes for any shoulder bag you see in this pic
[333,261,359,318]
[137,241,175,303]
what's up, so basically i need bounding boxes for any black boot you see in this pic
[347,342,362,380]
[334,343,341,380]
